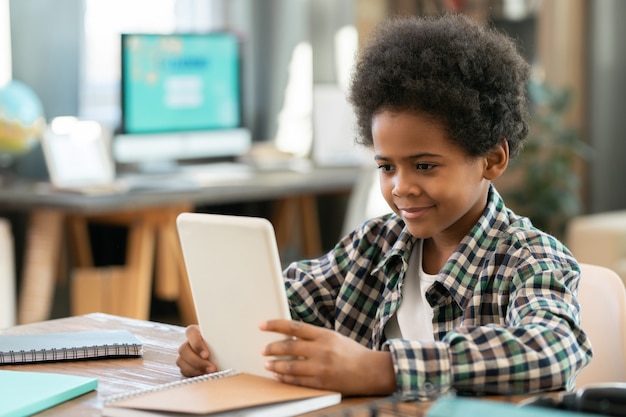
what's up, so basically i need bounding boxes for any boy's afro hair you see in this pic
[348,14,531,158]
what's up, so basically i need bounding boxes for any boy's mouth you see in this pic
[398,206,432,220]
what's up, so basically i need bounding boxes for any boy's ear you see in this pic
[483,139,509,180]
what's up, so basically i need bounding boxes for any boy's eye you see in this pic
[377,164,393,172]
[416,163,435,170]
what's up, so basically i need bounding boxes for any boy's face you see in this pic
[372,110,492,246]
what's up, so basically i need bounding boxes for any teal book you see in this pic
[426,396,602,417]
[0,370,97,417]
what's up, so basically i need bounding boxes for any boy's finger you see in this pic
[260,319,319,340]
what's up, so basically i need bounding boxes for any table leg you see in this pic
[67,215,94,267]
[272,195,323,259]
[154,204,196,325]
[122,218,156,319]
[297,194,322,258]
[154,204,193,301]
[17,210,64,324]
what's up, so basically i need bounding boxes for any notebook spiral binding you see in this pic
[0,343,144,364]
[104,368,241,404]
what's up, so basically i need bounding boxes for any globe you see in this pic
[0,80,46,166]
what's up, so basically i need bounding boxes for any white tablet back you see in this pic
[176,212,291,377]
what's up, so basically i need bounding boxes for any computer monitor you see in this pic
[113,32,251,172]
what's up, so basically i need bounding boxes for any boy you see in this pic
[177,14,592,399]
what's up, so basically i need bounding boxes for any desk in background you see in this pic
[0,313,417,417]
[0,165,362,325]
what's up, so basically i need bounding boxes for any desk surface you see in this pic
[0,164,363,214]
[0,313,420,417]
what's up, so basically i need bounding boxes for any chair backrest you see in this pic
[575,263,626,387]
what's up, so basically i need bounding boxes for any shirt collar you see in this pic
[375,184,513,309]
[373,217,417,278]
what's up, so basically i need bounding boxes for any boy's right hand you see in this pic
[176,324,217,377]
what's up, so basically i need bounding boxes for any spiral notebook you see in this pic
[103,369,341,417]
[0,330,143,364]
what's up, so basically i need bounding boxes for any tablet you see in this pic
[176,212,292,377]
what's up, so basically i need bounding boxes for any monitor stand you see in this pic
[130,160,180,175]
[112,128,252,174]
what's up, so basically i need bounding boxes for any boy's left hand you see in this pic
[260,319,396,396]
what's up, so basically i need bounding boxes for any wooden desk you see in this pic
[0,313,421,417]
[0,165,361,325]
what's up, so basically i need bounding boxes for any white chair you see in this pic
[566,211,626,286]
[0,218,16,328]
[575,263,626,387]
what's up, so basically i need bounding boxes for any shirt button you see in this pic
[423,381,435,392]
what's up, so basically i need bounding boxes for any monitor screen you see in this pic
[121,32,241,134]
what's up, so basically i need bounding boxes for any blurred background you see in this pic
[2,0,625,325]
[4,0,625,230]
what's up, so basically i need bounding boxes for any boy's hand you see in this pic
[260,319,397,396]
[176,324,218,377]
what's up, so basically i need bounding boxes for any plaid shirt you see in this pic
[283,184,592,399]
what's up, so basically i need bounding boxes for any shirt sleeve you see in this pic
[282,238,352,328]
[384,339,453,400]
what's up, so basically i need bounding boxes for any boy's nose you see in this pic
[392,170,415,197]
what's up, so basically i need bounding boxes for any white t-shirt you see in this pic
[385,240,436,341]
